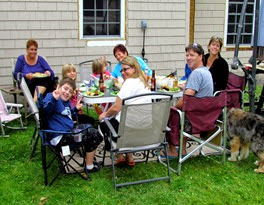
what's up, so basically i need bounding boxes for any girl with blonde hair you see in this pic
[61,63,95,125]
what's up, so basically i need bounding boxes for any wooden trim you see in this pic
[189,0,195,44]
[226,47,253,51]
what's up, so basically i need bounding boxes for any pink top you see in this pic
[70,91,83,114]
[92,70,111,79]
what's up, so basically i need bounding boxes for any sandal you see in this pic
[126,159,135,167]
[114,157,126,166]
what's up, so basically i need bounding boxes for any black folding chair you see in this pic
[37,93,90,186]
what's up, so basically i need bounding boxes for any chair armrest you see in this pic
[104,118,118,138]
[6,103,23,108]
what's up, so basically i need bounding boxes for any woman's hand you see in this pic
[99,112,107,122]
[25,73,34,80]
[44,70,51,76]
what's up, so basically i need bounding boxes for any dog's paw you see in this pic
[228,157,237,162]
[254,160,259,166]
[238,156,243,161]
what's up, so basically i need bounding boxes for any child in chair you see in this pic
[92,58,111,79]
[43,77,103,173]
[62,63,95,125]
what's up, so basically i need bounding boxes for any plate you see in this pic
[82,91,104,98]
[157,88,181,93]
[79,87,86,92]
[110,91,119,96]
[33,73,48,78]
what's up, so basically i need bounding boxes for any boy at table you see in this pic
[43,77,103,174]
[161,43,214,158]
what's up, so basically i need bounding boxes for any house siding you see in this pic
[0,0,188,100]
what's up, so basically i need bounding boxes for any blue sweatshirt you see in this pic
[43,93,78,139]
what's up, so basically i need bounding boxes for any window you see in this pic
[226,0,255,46]
[79,0,125,40]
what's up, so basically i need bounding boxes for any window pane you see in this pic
[228,24,235,33]
[245,15,253,23]
[109,11,120,23]
[246,4,253,13]
[229,4,236,13]
[83,11,94,22]
[96,24,107,35]
[84,0,94,9]
[96,0,106,9]
[228,15,235,23]
[109,24,120,35]
[84,24,95,35]
[227,35,234,44]
[243,35,251,44]
[109,0,120,9]
[245,24,252,33]
[96,10,107,22]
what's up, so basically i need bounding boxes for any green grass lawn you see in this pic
[0,87,263,205]
[1,118,264,205]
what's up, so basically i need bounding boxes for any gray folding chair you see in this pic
[103,93,173,189]
[18,76,40,159]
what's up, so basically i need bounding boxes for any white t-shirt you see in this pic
[116,78,151,127]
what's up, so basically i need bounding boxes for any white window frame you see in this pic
[79,0,126,47]
[224,0,255,47]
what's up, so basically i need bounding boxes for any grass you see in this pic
[0,88,263,205]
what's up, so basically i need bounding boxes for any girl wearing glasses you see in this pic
[204,36,229,93]
[99,56,151,167]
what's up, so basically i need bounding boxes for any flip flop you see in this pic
[126,159,135,167]
[158,150,177,159]
[114,157,126,166]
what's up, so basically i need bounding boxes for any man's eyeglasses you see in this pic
[121,66,132,72]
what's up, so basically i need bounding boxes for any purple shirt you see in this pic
[14,55,54,80]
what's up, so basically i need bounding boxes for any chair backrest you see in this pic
[19,76,39,122]
[226,72,246,91]
[78,60,112,83]
[182,91,227,134]
[0,91,8,116]
[117,93,173,149]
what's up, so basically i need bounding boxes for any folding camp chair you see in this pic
[0,91,26,137]
[37,93,90,186]
[102,93,173,189]
[172,91,227,174]
[226,71,246,109]
[18,76,40,159]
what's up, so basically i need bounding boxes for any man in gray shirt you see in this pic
[163,43,214,158]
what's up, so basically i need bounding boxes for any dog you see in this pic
[227,108,264,173]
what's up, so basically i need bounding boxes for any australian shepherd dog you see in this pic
[227,108,264,173]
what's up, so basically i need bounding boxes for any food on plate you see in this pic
[159,85,180,92]
[84,90,103,97]
[33,72,48,77]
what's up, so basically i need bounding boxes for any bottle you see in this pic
[99,72,104,92]
[151,70,156,91]
[173,70,178,88]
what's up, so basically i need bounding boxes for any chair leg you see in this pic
[29,129,39,160]
[41,143,48,186]
[110,151,117,189]
[0,124,9,138]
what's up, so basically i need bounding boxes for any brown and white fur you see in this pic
[227,108,264,173]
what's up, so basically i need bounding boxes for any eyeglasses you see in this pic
[121,66,132,72]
